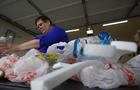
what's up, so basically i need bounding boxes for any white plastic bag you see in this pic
[124,54,140,85]
[0,54,20,77]
[125,54,140,68]
[80,61,129,89]
[4,49,49,83]
[47,41,75,63]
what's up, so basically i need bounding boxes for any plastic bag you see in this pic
[124,54,140,85]
[0,54,20,77]
[0,54,19,71]
[47,42,68,62]
[5,56,49,82]
[79,61,134,89]
[125,54,140,68]
[98,31,110,40]
[47,41,76,63]
[1,49,49,83]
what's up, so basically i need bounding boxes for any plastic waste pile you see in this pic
[42,31,140,89]
[0,31,140,90]
[47,31,117,63]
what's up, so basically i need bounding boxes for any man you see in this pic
[0,16,69,53]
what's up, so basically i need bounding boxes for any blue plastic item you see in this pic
[57,46,65,50]
[100,36,110,45]
[0,53,2,58]
[98,31,110,40]
[73,39,80,58]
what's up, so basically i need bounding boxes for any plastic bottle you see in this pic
[0,36,6,42]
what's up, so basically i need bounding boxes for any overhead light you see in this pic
[66,29,80,33]
[86,28,93,34]
[102,20,128,26]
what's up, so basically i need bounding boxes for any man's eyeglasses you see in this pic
[37,22,45,29]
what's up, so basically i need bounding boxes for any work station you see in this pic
[0,0,140,90]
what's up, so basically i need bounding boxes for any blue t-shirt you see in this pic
[33,26,69,53]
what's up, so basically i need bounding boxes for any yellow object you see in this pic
[36,54,45,60]
[47,53,58,60]
[36,53,58,66]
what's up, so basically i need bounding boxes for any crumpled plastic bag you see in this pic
[47,41,76,63]
[124,54,140,85]
[125,54,140,68]
[79,61,135,89]
[0,54,20,77]
[0,49,49,83]
[47,42,69,62]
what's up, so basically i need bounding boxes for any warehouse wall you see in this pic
[67,16,140,41]
[0,19,34,56]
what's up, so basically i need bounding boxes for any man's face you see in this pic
[36,19,50,34]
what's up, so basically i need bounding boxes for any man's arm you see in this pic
[0,39,40,53]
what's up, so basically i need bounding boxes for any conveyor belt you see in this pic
[0,79,139,90]
[0,79,30,90]
[53,79,140,90]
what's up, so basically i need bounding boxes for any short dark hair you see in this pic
[35,15,52,25]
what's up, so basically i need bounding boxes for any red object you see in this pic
[71,75,81,82]
[120,66,136,84]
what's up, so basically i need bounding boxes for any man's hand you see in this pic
[0,39,40,54]
[0,42,18,54]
